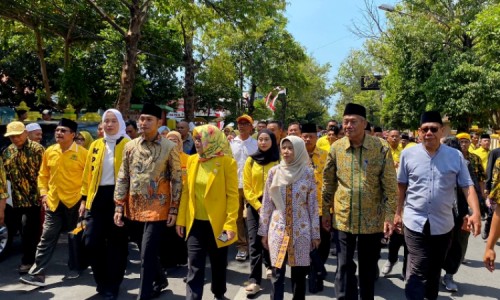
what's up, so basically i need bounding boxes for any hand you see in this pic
[114,212,124,227]
[225,230,236,241]
[166,214,177,227]
[322,215,331,231]
[486,197,491,208]
[176,225,185,238]
[384,221,394,238]
[40,195,48,211]
[468,213,481,237]
[312,239,320,249]
[78,201,86,217]
[261,236,269,250]
[393,213,403,234]
[484,249,496,272]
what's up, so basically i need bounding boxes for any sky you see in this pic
[285,0,397,114]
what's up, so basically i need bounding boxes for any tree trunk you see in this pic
[248,82,257,116]
[182,31,196,122]
[34,26,52,105]
[115,2,148,115]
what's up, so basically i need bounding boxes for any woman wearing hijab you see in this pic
[258,135,320,300]
[80,109,131,300]
[75,131,94,149]
[176,124,238,300]
[243,129,280,296]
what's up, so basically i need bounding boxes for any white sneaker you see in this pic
[381,261,396,276]
[245,283,261,295]
[442,274,458,292]
[266,267,273,279]
[235,250,248,261]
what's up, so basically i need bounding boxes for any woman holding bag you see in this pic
[258,135,320,300]
[176,124,239,300]
[79,109,130,300]
[243,129,280,296]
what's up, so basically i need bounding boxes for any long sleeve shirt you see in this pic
[322,135,397,234]
[3,140,44,207]
[114,134,182,222]
[243,157,279,211]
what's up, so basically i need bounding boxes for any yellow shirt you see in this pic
[389,144,403,163]
[310,147,328,216]
[194,159,213,220]
[472,147,490,173]
[243,157,279,211]
[316,135,331,153]
[38,142,88,211]
[469,144,477,153]
[404,142,417,149]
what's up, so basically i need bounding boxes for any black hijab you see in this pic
[250,129,280,165]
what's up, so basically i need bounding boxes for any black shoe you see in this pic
[152,279,169,297]
[102,291,117,300]
[482,229,489,240]
[19,274,46,287]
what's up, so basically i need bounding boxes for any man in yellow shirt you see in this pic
[387,130,403,169]
[20,118,88,287]
[473,134,491,172]
[317,120,338,152]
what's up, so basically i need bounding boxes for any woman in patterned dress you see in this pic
[258,135,320,300]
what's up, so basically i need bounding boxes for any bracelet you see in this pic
[115,206,124,213]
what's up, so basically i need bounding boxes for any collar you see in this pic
[342,134,373,151]
[56,141,78,153]
[139,133,161,145]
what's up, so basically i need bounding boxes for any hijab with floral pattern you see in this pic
[192,124,232,161]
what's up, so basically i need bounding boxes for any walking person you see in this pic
[322,103,398,300]
[20,118,88,286]
[2,121,44,275]
[484,155,500,272]
[114,103,182,300]
[80,109,130,300]
[230,114,258,261]
[243,129,280,296]
[176,124,239,300]
[259,136,320,300]
[396,111,481,300]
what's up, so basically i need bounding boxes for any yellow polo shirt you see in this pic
[38,142,88,211]
[310,147,328,216]
[390,144,403,163]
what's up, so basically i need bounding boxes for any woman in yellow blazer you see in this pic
[79,109,130,300]
[176,124,238,300]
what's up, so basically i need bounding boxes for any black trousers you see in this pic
[271,255,309,300]
[160,226,187,268]
[84,186,128,295]
[336,230,383,300]
[10,205,41,265]
[138,221,167,299]
[388,232,408,277]
[246,203,271,285]
[443,222,470,275]
[186,219,228,300]
[404,222,452,300]
[318,216,331,263]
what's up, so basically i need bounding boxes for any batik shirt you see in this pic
[322,135,397,234]
[3,140,44,207]
[489,157,500,204]
[115,134,182,222]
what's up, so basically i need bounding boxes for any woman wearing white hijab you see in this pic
[258,135,320,300]
[80,109,131,300]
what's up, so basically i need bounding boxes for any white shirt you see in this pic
[230,135,258,188]
[100,142,116,186]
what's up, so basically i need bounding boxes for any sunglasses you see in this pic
[420,126,439,133]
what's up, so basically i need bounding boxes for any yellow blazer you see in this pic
[177,155,239,248]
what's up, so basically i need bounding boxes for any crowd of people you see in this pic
[0,102,499,300]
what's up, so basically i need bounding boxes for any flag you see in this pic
[268,88,286,112]
[265,92,273,107]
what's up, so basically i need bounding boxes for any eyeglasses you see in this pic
[237,122,252,127]
[55,128,69,133]
[420,126,439,133]
[74,138,85,142]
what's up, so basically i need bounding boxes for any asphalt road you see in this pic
[0,225,499,300]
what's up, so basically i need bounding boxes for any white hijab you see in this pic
[102,109,130,143]
[269,135,309,211]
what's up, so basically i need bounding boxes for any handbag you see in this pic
[67,218,88,271]
[308,248,327,293]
